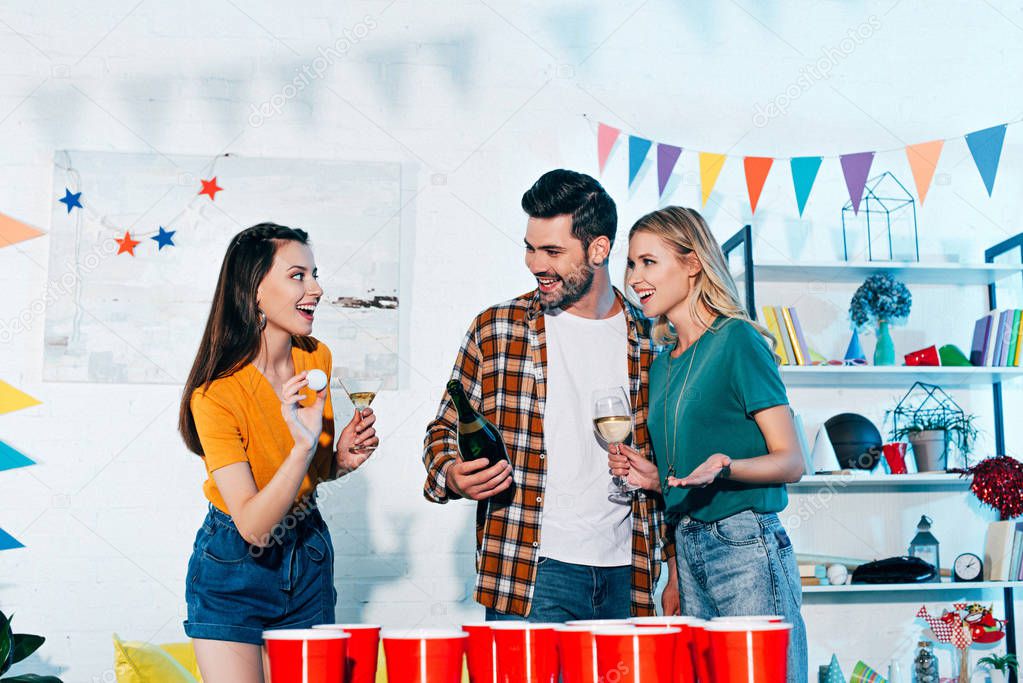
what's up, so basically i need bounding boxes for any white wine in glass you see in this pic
[592,386,637,504]
[331,372,380,454]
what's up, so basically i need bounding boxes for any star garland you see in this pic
[55,152,229,258]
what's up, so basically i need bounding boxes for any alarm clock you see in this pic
[953,553,983,582]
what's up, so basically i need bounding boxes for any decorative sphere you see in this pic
[306,369,328,392]
[824,413,882,469]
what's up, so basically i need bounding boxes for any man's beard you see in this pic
[539,260,596,311]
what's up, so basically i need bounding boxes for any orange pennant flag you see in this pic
[905,140,944,205]
[0,212,44,248]
[744,157,774,214]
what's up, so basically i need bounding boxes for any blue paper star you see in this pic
[151,226,176,250]
[58,188,82,213]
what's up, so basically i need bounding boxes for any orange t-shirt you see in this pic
[190,336,336,514]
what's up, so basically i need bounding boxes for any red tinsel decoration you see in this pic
[951,456,1023,520]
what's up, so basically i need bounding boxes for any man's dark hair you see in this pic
[521,169,617,253]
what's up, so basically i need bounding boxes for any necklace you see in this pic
[661,334,702,491]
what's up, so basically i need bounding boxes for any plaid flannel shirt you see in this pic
[422,287,675,617]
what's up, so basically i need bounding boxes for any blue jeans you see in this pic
[184,503,337,644]
[485,557,631,622]
[674,510,808,683]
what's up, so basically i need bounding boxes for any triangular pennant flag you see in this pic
[840,151,875,215]
[790,157,822,216]
[965,124,1007,196]
[905,140,944,204]
[597,123,621,173]
[0,380,41,415]
[0,528,24,551]
[628,136,653,187]
[0,211,45,249]
[656,144,683,197]
[743,156,774,214]
[699,152,726,206]
[0,441,35,472]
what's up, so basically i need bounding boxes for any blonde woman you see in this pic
[608,206,807,683]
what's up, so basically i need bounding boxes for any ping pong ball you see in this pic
[306,369,328,391]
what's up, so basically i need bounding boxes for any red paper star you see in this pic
[199,177,223,200]
[115,231,141,256]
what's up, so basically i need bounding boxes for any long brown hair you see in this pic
[178,223,313,455]
[628,206,777,357]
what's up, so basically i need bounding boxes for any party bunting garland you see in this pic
[55,152,230,258]
[596,118,1014,214]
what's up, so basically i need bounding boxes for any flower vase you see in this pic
[874,320,895,366]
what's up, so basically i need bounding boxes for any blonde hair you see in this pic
[628,206,777,358]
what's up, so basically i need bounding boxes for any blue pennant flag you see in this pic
[790,157,822,216]
[628,136,653,187]
[965,124,1007,196]
[0,441,35,472]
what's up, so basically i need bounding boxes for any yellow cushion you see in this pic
[112,633,198,683]
[159,642,203,682]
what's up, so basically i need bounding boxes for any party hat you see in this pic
[845,329,866,362]
[850,660,887,683]
[811,424,841,473]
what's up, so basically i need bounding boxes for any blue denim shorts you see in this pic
[184,502,337,645]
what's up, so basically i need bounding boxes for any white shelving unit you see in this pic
[804,581,1023,594]
[734,260,1023,286]
[721,226,1023,676]
[780,365,1023,387]
[789,473,972,488]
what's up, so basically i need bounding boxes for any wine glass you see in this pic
[592,386,637,504]
[332,369,380,454]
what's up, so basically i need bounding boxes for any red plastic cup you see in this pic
[882,441,909,474]
[263,629,349,683]
[710,616,785,624]
[490,623,559,683]
[313,624,381,683]
[554,625,599,683]
[382,630,467,683]
[593,627,678,683]
[905,345,940,366]
[688,621,714,683]
[629,616,704,683]
[462,623,496,683]
[703,621,793,683]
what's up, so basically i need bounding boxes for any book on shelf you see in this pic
[992,310,1008,367]
[774,306,799,365]
[970,313,994,366]
[1007,310,1022,367]
[1015,311,1023,366]
[787,307,812,367]
[999,311,1016,366]
[761,306,791,365]
[779,308,806,365]
[985,520,1018,581]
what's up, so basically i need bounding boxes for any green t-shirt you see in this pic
[647,316,790,522]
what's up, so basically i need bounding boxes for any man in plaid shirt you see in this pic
[422,170,676,620]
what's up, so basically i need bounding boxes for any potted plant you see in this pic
[0,609,63,682]
[850,273,912,366]
[977,653,1018,683]
[891,412,979,472]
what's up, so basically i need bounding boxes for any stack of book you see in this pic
[984,520,1023,581]
[971,310,1023,366]
[762,306,811,365]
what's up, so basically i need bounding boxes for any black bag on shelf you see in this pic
[851,556,937,584]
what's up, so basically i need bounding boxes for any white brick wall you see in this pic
[1,1,1022,680]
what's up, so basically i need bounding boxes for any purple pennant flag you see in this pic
[840,151,875,215]
[656,144,683,197]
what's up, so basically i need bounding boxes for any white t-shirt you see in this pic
[538,307,632,567]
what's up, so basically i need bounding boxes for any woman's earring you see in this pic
[258,309,267,331]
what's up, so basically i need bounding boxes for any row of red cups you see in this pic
[261,615,792,683]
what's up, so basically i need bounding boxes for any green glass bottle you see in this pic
[446,380,515,505]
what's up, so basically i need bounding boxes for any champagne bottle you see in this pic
[446,380,515,505]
